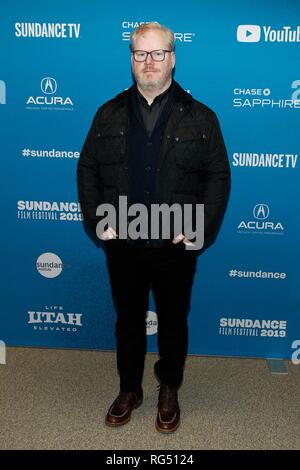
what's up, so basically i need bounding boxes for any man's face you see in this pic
[131,30,175,92]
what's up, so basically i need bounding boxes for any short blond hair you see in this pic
[130,22,175,51]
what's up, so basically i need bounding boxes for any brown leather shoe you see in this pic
[156,384,180,433]
[105,391,143,427]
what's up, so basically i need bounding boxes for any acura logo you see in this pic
[41,77,57,95]
[253,204,269,220]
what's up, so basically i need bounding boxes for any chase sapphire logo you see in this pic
[253,204,269,220]
[41,77,57,95]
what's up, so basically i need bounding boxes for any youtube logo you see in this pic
[237,25,261,42]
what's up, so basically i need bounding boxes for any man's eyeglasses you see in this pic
[132,49,172,62]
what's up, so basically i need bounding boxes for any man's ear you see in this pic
[171,52,176,69]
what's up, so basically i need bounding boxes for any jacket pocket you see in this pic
[96,128,126,164]
[174,134,207,170]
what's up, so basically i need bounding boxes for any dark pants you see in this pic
[104,239,197,393]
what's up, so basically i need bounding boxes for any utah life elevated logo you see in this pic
[237,203,284,235]
[28,305,82,333]
[26,77,74,111]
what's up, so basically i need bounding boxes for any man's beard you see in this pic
[133,68,172,91]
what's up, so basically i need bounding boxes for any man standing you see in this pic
[77,22,230,433]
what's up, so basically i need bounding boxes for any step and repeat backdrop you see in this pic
[1,0,299,359]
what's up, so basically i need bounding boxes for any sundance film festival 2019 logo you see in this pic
[219,317,287,338]
[17,200,83,222]
[237,203,284,235]
[26,77,74,111]
[233,81,300,109]
[121,21,195,43]
[237,24,300,43]
[28,306,82,333]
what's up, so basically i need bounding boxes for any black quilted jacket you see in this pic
[77,81,230,249]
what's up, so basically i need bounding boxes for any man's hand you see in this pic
[100,227,118,241]
[172,234,195,247]
[100,230,194,245]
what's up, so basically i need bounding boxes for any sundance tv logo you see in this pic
[15,22,80,39]
[237,24,300,43]
[232,151,298,169]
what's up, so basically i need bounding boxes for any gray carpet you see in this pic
[0,347,299,450]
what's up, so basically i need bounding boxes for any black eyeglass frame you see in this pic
[131,49,173,62]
